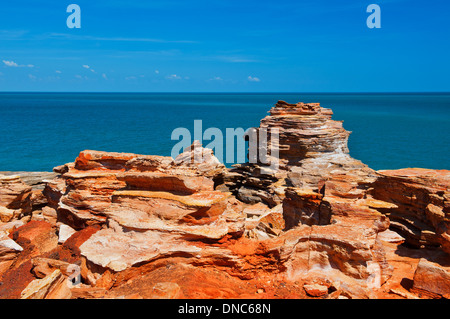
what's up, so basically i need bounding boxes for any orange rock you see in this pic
[412,258,450,298]
[372,168,450,252]
[10,221,58,255]
[303,283,328,297]
[2,100,449,300]
[0,174,32,221]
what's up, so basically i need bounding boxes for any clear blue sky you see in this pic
[0,0,449,92]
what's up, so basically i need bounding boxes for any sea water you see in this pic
[0,92,448,171]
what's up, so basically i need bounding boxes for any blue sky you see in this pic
[0,0,449,92]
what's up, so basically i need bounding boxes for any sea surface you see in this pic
[0,93,449,172]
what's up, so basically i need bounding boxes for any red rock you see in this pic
[74,150,142,171]
[412,258,450,298]
[303,283,328,297]
[1,100,449,300]
[10,221,58,254]
[116,171,214,194]
[371,168,450,252]
[20,269,71,299]
[226,100,374,206]
[0,174,32,221]
[149,282,183,299]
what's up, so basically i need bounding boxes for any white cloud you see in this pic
[102,73,108,80]
[166,74,182,80]
[82,64,96,73]
[75,74,82,79]
[125,76,137,80]
[155,70,160,74]
[28,74,37,80]
[55,70,62,74]
[3,60,34,68]
[248,76,261,82]
[209,76,223,81]
[3,60,18,67]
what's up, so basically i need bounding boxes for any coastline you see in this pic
[0,100,449,300]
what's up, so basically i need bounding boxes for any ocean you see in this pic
[0,92,449,172]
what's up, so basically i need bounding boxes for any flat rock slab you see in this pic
[0,172,57,190]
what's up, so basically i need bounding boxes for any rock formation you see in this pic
[0,100,449,299]
[225,100,374,207]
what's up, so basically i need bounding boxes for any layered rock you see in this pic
[412,258,450,298]
[369,168,450,253]
[0,99,449,299]
[0,174,32,222]
[225,100,374,207]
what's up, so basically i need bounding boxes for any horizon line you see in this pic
[1,91,450,94]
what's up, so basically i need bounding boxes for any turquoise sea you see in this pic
[0,93,449,172]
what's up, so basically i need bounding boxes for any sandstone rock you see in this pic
[0,172,57,190]
[103,190,244,239]
[20,269,71,299]
[79,226,202,272]
[150,282,183,299]
[40,206,58,225]
[42,176,66,209]
[0,238,23,252]
[0,237,23,274]
[0,220,24,235]
[244,204,284,239]
[74,150,142,171]
[58,224,76,244]
[303,283,328,297]
[0,174,32,220]
[11,221,58,255]
[0,206,18,223]
[282,188,327,228]
[371,168,450,251]
[377,229,405,243]
[278,221,392,288]
[412,258,450,298]
[226,100,374,206]
[116,171,214,194]
[1,99,449,300]
[30,189,49,211]
[31,257,74,279]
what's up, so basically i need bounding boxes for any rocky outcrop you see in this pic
[0,174,32,222]
[369,168,450,253]
[225,100,374,207]
[0,172,57,190]
[0,99,449,299]
[412,258,450,298]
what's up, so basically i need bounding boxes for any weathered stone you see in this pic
[303,283,328,297]
[371,168,450,251]
[0,174,32,220]
[58,224,76,244]
[412,258,450,298]
[79,226,202,272]
[1,99,449,300]
[11,221,58,255]
[20,269,71,299]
